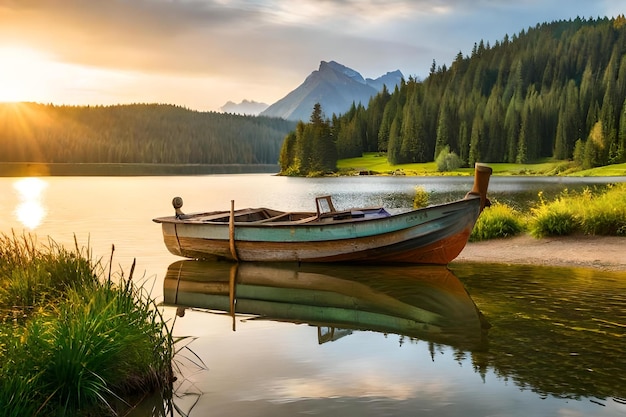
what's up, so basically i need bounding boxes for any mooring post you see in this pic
[229,200,239,261]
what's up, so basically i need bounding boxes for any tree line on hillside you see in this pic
[0,103,296,164]
[280,16,626,175]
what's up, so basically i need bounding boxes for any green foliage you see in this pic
[528,201,578,237]
[0,373,39,417]
[0,233,174,416]
[527,185,626,237]
[413,186,430,208]
[435,146,462,171]
[279,104,337,175]
[0,103,296,165]
[577,183,626,235]
[528,190,580,237]
[470,202,525,241]
[278,131,298,173]
[0,234,94,321]
[573,139,585,166]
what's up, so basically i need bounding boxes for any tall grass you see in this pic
[528,184,626,237]
[470,202,525,241]
[0,233,94,323]
[0,233,174,416]
[468,184,626,240]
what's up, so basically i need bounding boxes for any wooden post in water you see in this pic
[229,200,239,261]
[229,263,238,331]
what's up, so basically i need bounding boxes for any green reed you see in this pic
[0,233,174,416]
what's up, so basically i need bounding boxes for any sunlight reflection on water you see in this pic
[13,177,48,229]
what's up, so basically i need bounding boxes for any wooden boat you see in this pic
[153,163,492,264]
[163,261,489,349]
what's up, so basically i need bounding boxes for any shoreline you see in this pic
[2,162,626,178]
[453,234,626,272]
[0,162,279,176]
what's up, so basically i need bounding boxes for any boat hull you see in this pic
[154,163,492,264]
[159,197,481,264]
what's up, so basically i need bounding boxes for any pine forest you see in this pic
[0,103,295,165]
[280,16,626,175]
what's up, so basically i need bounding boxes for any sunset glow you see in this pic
[0,1,621,111]
[0,45,137,106]
[0,46,53,102]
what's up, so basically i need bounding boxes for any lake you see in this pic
[1,174,625,416]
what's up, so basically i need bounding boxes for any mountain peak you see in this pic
[260,61,403,121]
[219,99,269,116]
[319,61,366,84]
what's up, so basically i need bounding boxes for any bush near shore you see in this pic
[0,234,174,416]
[469,183,626,241]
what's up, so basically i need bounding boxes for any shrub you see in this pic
[527,191,579,238]
[470,202,525,241]
[435,146,462,172]
[528,205,578,237]
[413,186,430,208]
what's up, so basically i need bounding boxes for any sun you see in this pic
[0,46,53,102]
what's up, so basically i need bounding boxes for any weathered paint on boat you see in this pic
[153,164,492,264]
[163,261,488,348]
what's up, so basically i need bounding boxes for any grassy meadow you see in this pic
[0,234,175,416]
[337,153,626,177]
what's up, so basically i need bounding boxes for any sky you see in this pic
[0,0,622,112]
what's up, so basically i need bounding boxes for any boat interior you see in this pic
[181,196,391,224]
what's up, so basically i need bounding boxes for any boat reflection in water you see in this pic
[163,261,489,350]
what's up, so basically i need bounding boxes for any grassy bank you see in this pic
[470,183,626,241]
[0,234,174,416]
[337,153,626,177]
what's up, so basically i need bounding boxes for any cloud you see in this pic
[1,1,252,71]
[0,1,486,75]
[0,0,620,110]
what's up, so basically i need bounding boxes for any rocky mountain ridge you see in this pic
[221,61,403,121]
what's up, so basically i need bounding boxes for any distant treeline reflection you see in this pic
[452,263,626,402]
[0,162,279,177]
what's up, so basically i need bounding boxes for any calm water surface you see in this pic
[1,174,625,417]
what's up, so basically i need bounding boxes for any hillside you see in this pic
[280,16,626,175]
[0,103,296,165]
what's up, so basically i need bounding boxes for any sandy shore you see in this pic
[453,234,626,272]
